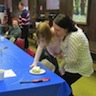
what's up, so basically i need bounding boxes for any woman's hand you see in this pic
[3,35,7,38]
[59,67,65,76]
[56,51,64,58]
[59,52,64,58]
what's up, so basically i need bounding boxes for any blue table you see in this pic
[0,35,71,96]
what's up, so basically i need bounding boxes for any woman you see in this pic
[53,14,94,96]
[4,18,21,42]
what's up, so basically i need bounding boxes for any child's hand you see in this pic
[30,63,37,68]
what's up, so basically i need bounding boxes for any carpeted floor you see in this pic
[71,71,96,96]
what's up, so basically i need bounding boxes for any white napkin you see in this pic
[4,69,17,78]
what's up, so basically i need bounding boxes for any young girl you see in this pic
[30,21,63,75]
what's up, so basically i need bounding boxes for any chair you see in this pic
[15,38,24,49]
[40,59,56,72]
[26,47,35,57]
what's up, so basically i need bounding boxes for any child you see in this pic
[30,22,63,75]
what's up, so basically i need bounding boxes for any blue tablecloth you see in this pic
[0,35,71,96]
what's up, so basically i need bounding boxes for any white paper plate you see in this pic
[29,69,46,75]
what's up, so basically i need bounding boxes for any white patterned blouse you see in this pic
[60,26,94,77]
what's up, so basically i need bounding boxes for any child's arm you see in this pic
[30,42,44,68]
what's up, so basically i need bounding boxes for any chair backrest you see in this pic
[26,47,35,57]
[15,38,24,49]
[41,59,56,72]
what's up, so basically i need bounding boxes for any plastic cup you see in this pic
[0,37,4,42]
[0,69,5,81]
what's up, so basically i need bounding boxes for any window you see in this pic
[46,0,60,10]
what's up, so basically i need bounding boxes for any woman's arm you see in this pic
[7,27,21,38]
[60,33,82,67]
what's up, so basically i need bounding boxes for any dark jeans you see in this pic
[62,72,81,85]
[39,48,60,75]
[62,72,81,96]
[21,26,29,49]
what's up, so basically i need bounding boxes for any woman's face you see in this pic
[53,22,68,38]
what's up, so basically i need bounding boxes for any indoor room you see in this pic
[0,0,96,96]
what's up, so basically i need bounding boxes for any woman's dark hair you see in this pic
[53,14,77,32]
